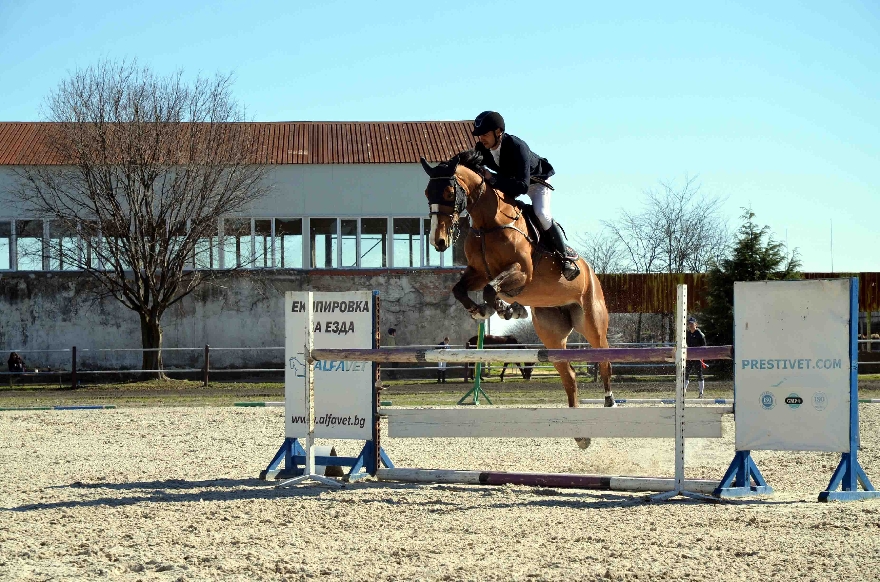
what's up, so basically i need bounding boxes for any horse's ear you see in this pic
[420,157,435,177]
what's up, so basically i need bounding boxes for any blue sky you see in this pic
[1,0,877,272]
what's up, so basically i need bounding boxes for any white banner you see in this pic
[734,279,851,452]
[285,291,374,440]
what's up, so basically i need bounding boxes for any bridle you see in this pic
[428,169,486,245]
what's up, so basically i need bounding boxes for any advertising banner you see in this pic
[734,279,851,452]
[285,291,374,440]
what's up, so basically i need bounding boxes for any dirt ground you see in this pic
[2,382,880,581]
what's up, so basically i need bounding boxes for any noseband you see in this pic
[428,170,486,244]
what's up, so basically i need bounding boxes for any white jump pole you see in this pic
[277,291,342,489]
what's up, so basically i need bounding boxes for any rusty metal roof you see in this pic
[0,121,476,165]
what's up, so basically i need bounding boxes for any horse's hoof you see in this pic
[575,437,591,449]
[510,303,528,319]
[604,396,617,408]
[469,305,494,321]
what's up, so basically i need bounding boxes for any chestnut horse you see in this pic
[421,150,614,441]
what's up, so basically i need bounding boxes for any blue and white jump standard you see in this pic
[714,277,880,501]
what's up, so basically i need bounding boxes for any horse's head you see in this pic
[421,155,464,252]
[421,150,485,252]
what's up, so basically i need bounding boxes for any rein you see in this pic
[428,170,486,245]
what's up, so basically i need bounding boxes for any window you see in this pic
[423,218,453,267]
[16,220,43,271]
[274,218,302,269]
[360,218,387,268]
[223,218,252,269]
[393,218,420,268]
[168,221,189,269]
[254,219,272,268]
[341,219,358,268]
[310,218,337,269]
[100,220,132,272]
[49,220,80,271]
[78,220,101,270]
[0,221,10,270]
[194,219,219,270]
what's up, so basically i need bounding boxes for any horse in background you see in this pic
[463,335,534,382]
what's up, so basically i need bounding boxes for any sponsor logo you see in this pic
[812,392,828,411]
[785,393,803,409]
[760,391,775,410]
[288,354,306,378]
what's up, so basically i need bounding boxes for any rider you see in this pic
[471,110,580,281]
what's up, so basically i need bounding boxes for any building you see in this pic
[0,121,478,369]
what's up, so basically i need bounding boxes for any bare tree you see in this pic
[13,60,269,377]
[645,176,729,273]
[574,228,627,274]
[600,176,730,342]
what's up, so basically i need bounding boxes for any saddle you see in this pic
[512,200,580,261]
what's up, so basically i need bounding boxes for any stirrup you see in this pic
[561,258,580,281]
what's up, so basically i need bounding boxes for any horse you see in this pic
[421,150,614,448]
[463,335,534,382]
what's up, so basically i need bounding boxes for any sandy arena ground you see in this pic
[2,395,880,581]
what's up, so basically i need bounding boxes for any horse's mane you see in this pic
[452,149,484,173]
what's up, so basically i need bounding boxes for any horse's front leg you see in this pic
[483,264,529,320]
[453,267,493,320]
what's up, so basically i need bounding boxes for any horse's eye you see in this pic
[443,189,454,201]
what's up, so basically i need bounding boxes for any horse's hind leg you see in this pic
[570,291,614,407]
[532,306,591,450]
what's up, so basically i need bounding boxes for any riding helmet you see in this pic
[472,111,505,136]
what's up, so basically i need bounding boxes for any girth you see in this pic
[469,209,532,279]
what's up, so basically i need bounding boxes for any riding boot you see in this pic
[543,222,580,281]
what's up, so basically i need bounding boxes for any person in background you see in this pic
[384,328,398,379]
[685,316,707,398]
[7,352,25,388]
[437,337,450,384]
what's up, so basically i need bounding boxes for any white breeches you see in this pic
[527,179,553,230]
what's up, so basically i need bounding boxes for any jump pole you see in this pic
[375,468,719,495]
[337,284,722,498]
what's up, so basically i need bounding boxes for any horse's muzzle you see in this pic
[434,238,448,252]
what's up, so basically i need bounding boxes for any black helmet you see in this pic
[472,111,505,136]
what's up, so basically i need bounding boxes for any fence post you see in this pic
[71,346,77,389]
[203,344,210,387]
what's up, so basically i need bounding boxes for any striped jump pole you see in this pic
[309,345,732,364]
[376,468,720,495]
[0,404,117,412]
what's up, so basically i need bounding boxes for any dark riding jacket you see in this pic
[474,134,555,197]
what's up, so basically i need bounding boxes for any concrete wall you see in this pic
[0,270,475,371]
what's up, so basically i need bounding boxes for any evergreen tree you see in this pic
[702,210,801,372]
